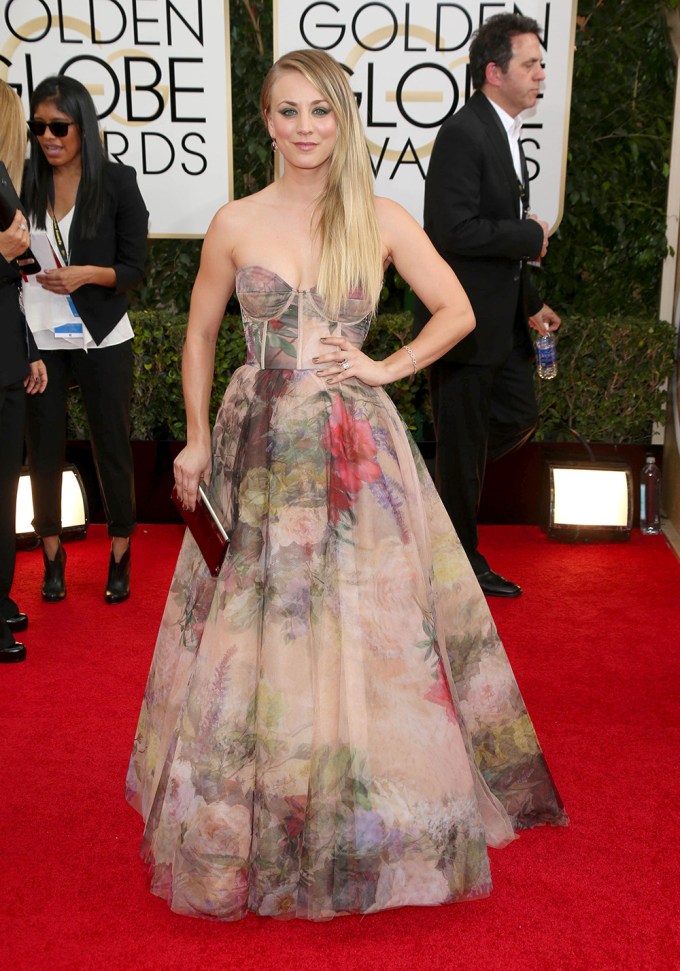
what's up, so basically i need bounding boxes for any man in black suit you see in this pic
[415,12,560,598]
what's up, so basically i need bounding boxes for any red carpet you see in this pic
[2,524,679,971]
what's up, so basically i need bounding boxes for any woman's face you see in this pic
[266,70,338,171]
[31,99,82,170]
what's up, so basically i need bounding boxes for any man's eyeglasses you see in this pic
[27,120,76,137]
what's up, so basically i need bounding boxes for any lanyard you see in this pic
[50,210,69,266]
[517,178,529,218]
[47,207,82,331]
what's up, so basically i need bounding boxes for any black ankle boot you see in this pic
[42,541,66,602]
[105,542,131,604]
[0,640,26,663]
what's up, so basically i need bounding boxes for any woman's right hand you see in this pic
[173,441,212,511]
[0,210,30,263]
[24,359,48,394]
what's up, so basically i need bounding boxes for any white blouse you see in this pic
[22,208,133,352]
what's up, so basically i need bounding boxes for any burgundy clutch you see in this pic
[171,482,229,577]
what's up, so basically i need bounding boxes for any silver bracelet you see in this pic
[403,344,418,374]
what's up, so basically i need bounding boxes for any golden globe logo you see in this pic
[299,2,479,176]
[277,0,571,229]
[0,0,232,235]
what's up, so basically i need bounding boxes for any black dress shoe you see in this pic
[0,640,26,663]
[105,543,131,604]
[476,570,522,598]
[42,541,66,602]
[5,612,28,633]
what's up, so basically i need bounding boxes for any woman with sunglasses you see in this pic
[22,75,148,604]
[0,81,48,662]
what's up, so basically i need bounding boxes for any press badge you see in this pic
[54,295,83,338]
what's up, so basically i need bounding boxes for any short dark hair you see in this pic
[24,75,107,237]
[469,13,542,91]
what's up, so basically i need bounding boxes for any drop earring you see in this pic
[271,139,278,152]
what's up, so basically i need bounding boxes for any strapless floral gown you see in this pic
[126,266,567,921]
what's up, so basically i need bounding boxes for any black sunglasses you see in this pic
[27,120,76,137]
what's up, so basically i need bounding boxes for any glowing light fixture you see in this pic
[546,459,632,541]
[16,464,89,546]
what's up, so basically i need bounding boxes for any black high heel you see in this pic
[105,542,131,604]
[42,540,66,602]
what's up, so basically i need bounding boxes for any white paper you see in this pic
[21,231,84,341]
[23,231,61,282]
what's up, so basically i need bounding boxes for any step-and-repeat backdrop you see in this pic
[1,1,575,237]
[275,0,577,230]
[1,0,232,236]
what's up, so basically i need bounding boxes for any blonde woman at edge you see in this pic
[0,81,47,663]
[127,49,567,922]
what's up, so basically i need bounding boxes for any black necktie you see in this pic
[518,140,530,216]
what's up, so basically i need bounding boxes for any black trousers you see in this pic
[0,381,26,647]
[428,343,538,576]
[26,341,136,539]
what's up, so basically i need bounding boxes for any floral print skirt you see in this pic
[126,365,567,921]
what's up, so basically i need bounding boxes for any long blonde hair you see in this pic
[260,49,383,318]
[0,81,27,192]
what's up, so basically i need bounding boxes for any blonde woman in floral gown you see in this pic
[127,48,567,921]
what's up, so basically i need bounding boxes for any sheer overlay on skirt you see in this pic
[126,266,567,921]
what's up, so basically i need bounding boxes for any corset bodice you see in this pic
[235,265,374,370]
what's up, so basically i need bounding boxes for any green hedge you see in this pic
[65,310,431,441]
[65,309,674,445]
[533,314,675,443]
[541,0,677,316]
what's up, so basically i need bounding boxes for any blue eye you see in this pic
[280,108,297,117]
[313,107,330,116]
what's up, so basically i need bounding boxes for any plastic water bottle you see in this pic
[639,454,661,534]
[535,330,557,379]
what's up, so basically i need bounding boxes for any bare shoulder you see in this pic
[209,195,253,232]
[374,194,417,230]
[374,195,422,242]
[207,186,277,249]
[374,195,424,258]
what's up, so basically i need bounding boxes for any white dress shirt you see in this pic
[485,97,529,220]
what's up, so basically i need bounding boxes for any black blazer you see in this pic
[41,161,148,346]
[415,91,544,367]
[0,258,39,387]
